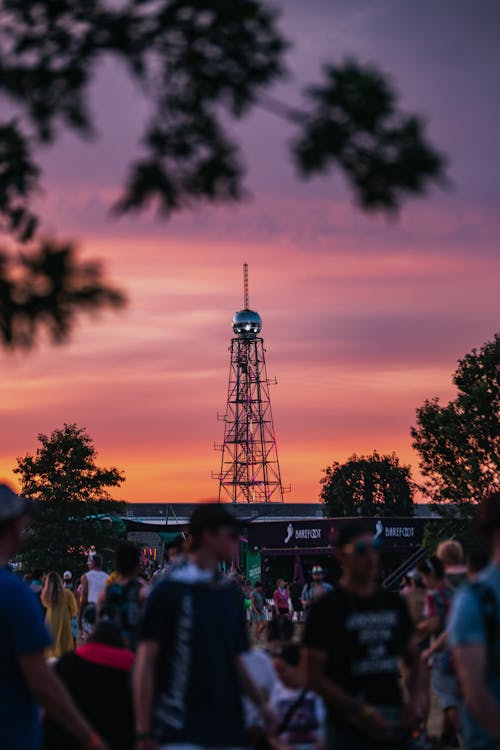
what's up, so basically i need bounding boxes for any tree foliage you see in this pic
[14,423,126,574]
[411,334,499,544]
[320,450,415,517]
[0,0,446,348]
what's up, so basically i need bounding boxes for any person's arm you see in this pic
[79,574,88,626]
[20,652,106,750]
[133,641,159,750]
[235,654,275,732]
[421,629,448,661]
[302,647,387,735]
[400,639,424,729]
[453,643,500,742]
[416,615,440,638]
[301,584,310,609]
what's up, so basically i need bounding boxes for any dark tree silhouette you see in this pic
[0,0,446,348]
[412,334,499,548]
[321,450,415,517]
[14,423,126,573]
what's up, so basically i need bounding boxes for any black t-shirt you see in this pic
[303,586,413,725]
[139,563,250,747]
[42,653,134,750]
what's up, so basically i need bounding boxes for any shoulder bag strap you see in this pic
[277,689,308,735]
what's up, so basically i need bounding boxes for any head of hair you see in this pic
[334,521,372,548]
[279,643,301,667]
[254,580,262,588]
[437,539,464,567]
[32,569,43,580]
[89,620,125,648]
[92,554,103,569]
[267,615,294,643]
[188,504,239,551]
[466,545,490,574]
[42,571,64,608]
[477,491,500,539]
[417,555,445,581]
[115,542,140,576]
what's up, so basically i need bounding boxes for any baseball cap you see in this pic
[63,570,72,580]
[189,504,240,537]
[0,484,30,525]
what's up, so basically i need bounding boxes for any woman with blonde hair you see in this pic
[42,571,78,658]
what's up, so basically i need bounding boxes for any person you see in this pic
[289,577,304,621]
[465,546,491,581]
[273,578,291,617]
[401,572,431,740]
[133,503,274,750]
[251,580,267,642]
[0,482,107,750]
[41,571,78,658]
[417,556,461,748]
[79,553,108,637]
[437,540,468,590]
[30,568,45,610]
[98,542,149,650]
[43,621,135,750]
[63,569,74,590]
[271,643,325,750]
[301,565,333,615]
[302,521,422,750]
[449,491,500,750]
[242,643,279,744]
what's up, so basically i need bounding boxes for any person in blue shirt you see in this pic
[0,483,107,750]
[449,491,500,750]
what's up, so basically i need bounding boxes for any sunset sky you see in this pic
[1,0,499,503]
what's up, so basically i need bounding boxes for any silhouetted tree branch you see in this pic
[0,239,125,348]
[0,0,447,348]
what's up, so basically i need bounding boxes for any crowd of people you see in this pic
[0,483,499,750]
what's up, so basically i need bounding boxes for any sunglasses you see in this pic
[344,538,382,555]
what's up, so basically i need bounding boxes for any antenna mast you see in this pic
[243,262,249,309]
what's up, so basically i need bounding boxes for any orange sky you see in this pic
[0,1,499,503]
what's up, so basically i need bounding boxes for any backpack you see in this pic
[101,579,143,649]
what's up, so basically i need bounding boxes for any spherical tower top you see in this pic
[233,308,262,337]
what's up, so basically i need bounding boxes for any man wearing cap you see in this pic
[302,521,421,750]
[134,503,274,750]
[0,483,107,750]
[301,565,333,615]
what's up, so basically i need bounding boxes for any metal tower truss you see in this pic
[214,265,287,503]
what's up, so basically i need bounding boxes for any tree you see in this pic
[0,1,446,348]
[14,423,126,574]
[320,450,415,517]
[411,334,499,546]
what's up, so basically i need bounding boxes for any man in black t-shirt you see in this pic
[133,505,274,750]
[303,521,422,750]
